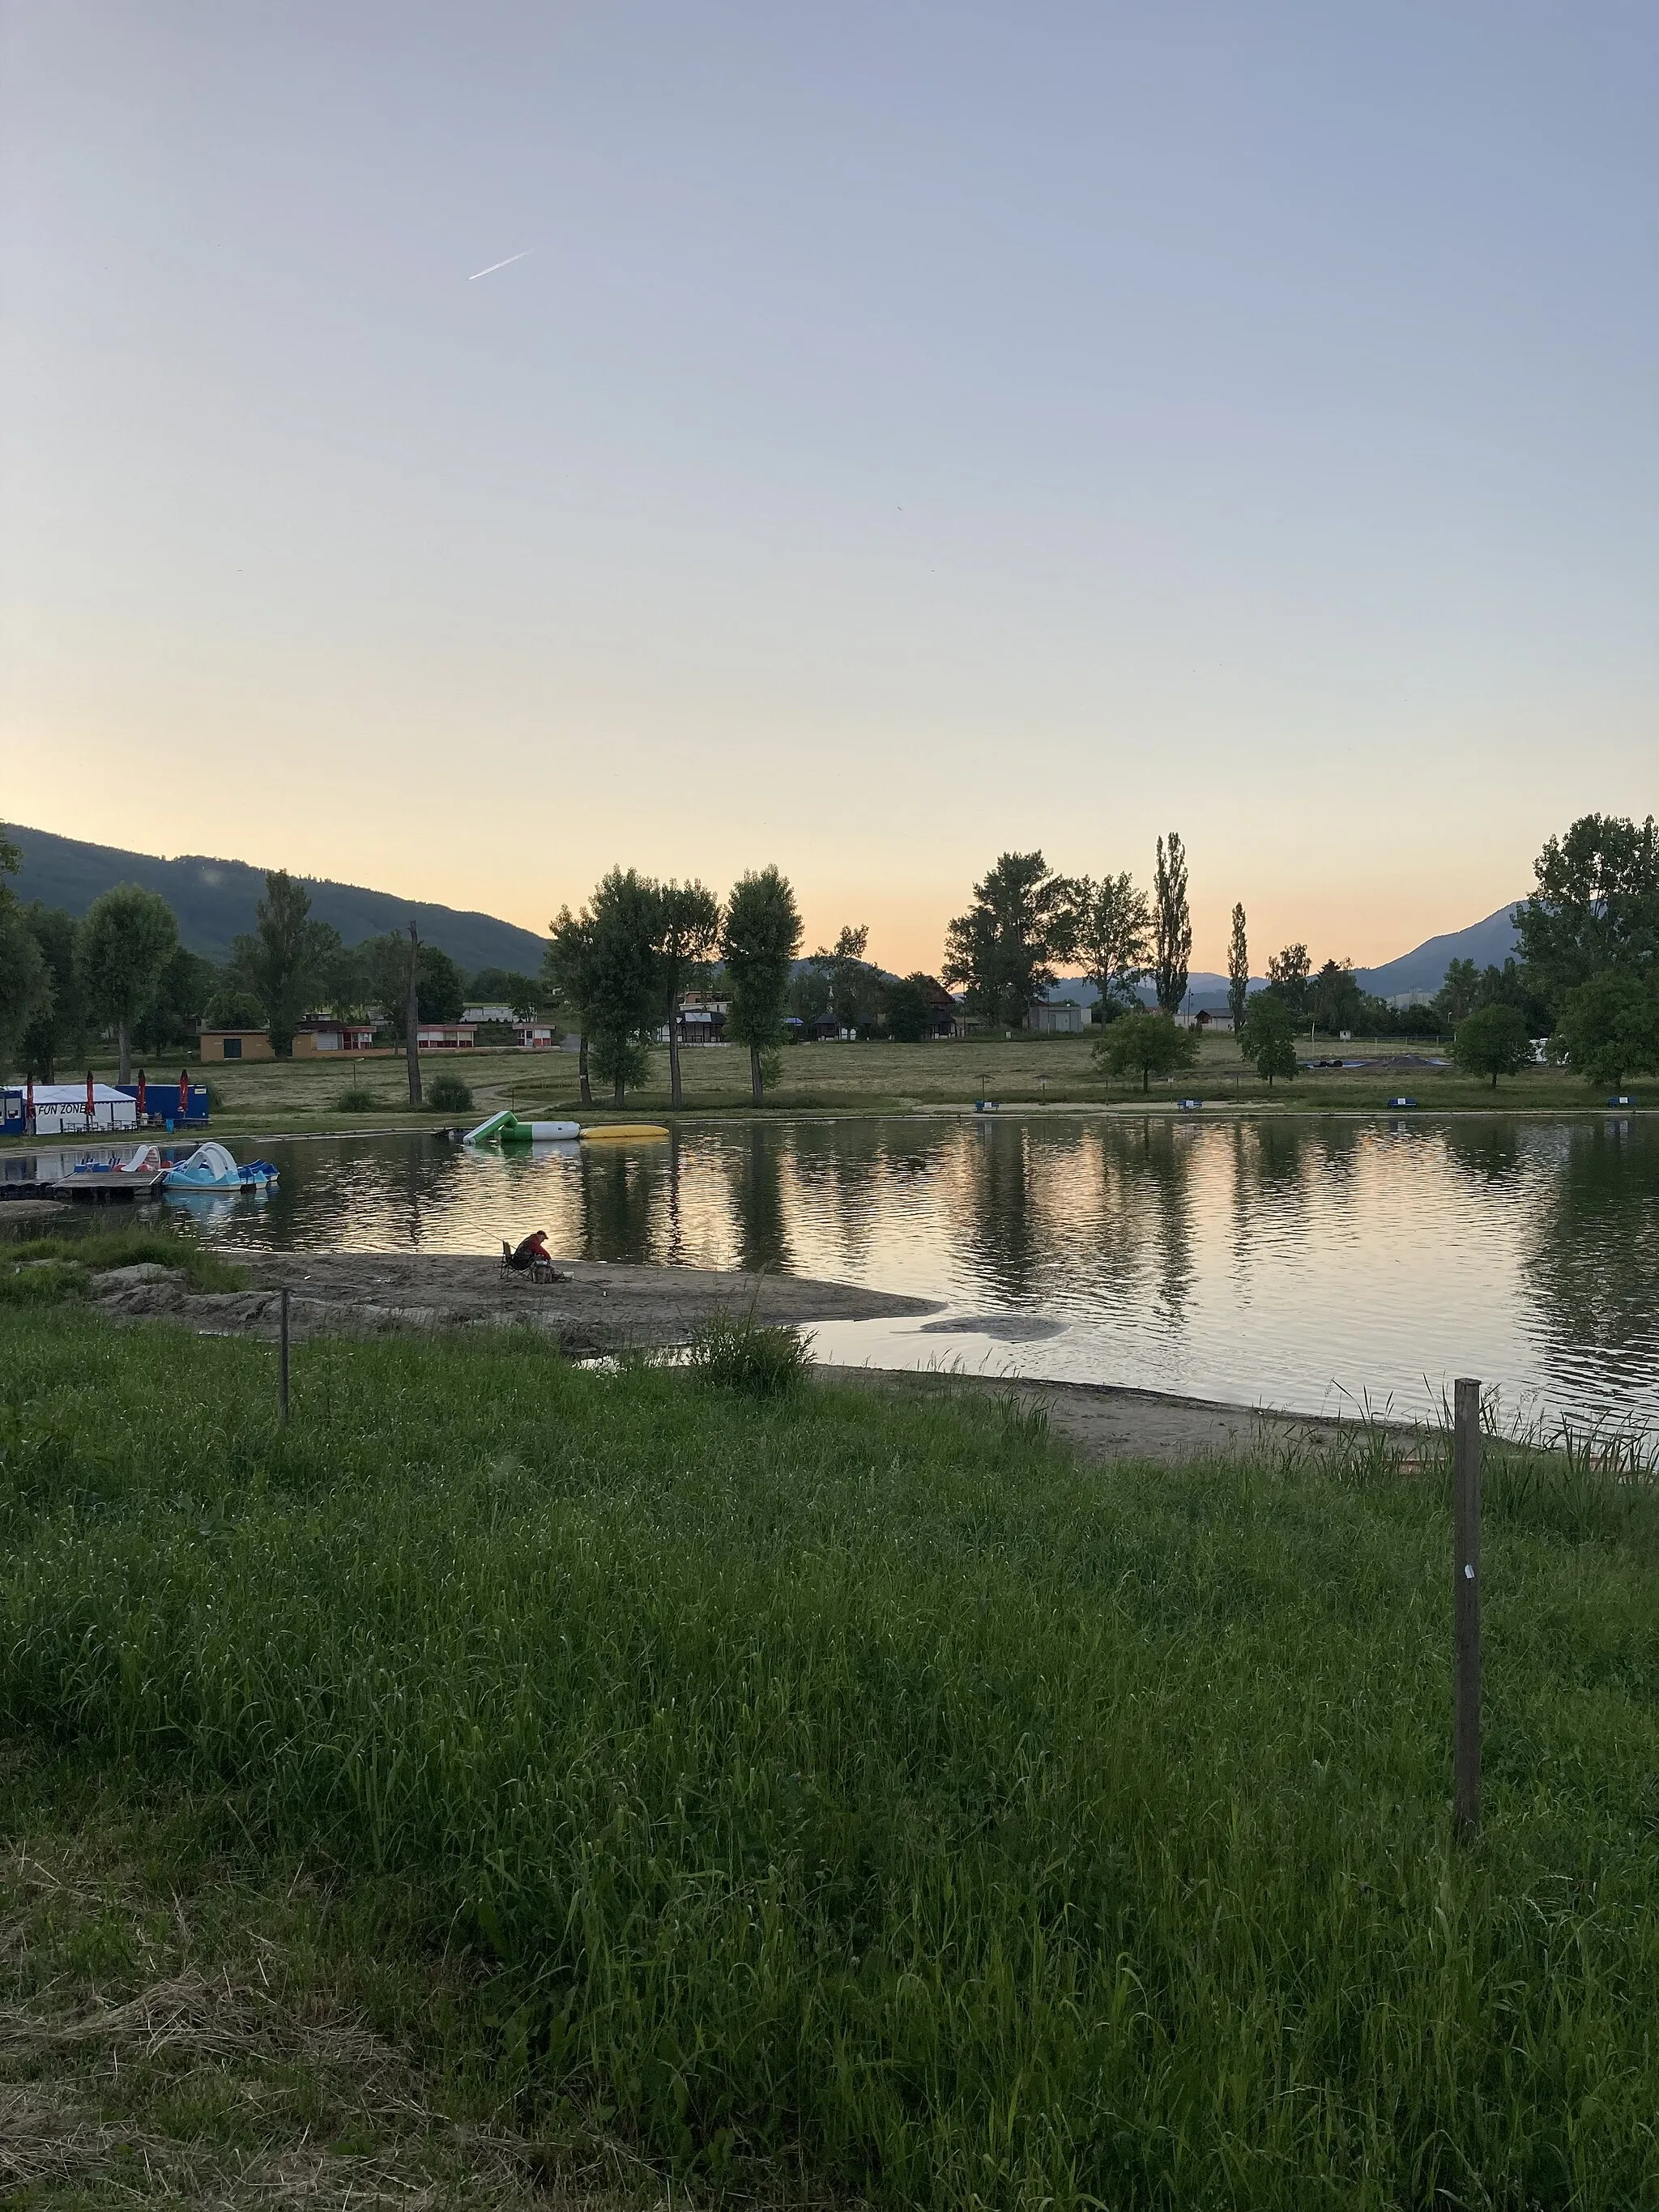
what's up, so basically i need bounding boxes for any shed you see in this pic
[200,1029,273,1062]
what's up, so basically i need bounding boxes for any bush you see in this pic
[426,1073,475,1113]
[337,1086,382,1114]
[685,1309,812,1396]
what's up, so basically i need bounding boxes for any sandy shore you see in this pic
[90,1249,940,1357]
[79,1249,1405,1465]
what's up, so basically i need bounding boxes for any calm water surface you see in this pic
[66,1111,1659,1430]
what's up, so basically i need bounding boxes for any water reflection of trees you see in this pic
[959,1122,1043,1301]
[734,1127,791,1276]
[1522,1123,1659,1363]
[1138,1121,1196,1322]
[579,1146,662,1264]
[1440,1121,1524,1185]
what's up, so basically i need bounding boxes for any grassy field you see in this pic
[6,1031,1623,1144]
[3,1288,1658,2206]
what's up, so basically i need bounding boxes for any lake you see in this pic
[25,1110,1653,1434]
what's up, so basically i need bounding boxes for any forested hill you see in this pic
[5,825,548,973]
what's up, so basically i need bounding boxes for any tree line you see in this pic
[5,808,1652,1100]
[0,840,542,1088]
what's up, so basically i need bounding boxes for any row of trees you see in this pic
[544,868,800,1107]
[941,837,1195,1027]
[0,837,547,1091]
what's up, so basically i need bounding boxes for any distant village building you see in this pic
[295,1020,377,1054]
[1030,1001,1085,1035]
[198,1029,274,1062]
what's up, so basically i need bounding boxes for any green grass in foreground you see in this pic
[2,1309,1658,2206]
[0,1219,244,1302]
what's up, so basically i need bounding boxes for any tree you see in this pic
[787,963,832,1025]
[809,924,880,1034]
[503,972,542,1021]
[585,868,663,1105]
[1452,1003,1533,1089]
[1311,957,1361,1036]
[1473,957,1550,1035]
[1092,1008,1199,1094]
[1241,994,1299,1087]
[884,974,932,1043]
[230,871,338,1057]
[1265,944,1311,1021]
[467,967,516,1002]
[1073,873,1151,1021]
[1433,957,1481,1028]
[1552,970,1659,1090]
[1514,812,1659,1012]
[0,833,50,1080]
[76,883,178,1082]
[361,937,465,1034]
[0,910,49,1080]
[206,971,267,1029]
[1152,833,1192,1015]
[1227,903,1250,1032]
[722,867,803,1102]
[319,940,373,1019]
[133,947,215,1055]
[19,904,81,1078]
[544,906,598,1104]
[943,852,1077,1028]
[655,880,722,1109]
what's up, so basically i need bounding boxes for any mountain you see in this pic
[1354,903,1522,999]
[1043,902,1528,1012]
[3,825,548,975]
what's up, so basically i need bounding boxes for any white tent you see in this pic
[16,1084,139,1136]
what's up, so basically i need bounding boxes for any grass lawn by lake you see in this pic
[3,1285,1658,2206]
[8,1032,1619,1144]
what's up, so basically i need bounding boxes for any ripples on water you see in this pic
[128,1112,1659,1429]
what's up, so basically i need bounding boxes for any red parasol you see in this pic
[25,1076,34,1131]
[179,1068,190,1118]
[86,1069,96,1129]
[136,1069,147,1120]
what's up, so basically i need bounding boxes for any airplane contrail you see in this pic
[468,250,531,280]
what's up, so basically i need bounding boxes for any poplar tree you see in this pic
[1227,903,1250,1030]
[1153,833,1192,1015]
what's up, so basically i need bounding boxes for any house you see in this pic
[293,1020,377,1055]
[513,1021,557,1049]
[416,1022,476,1051]
[1030,1001,1085,1035]
[917,977,960,1039]
[199,1028,274,1062]
[675,1000,727,1046]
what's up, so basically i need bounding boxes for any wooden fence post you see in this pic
[1453,1375,1482,1836]
[279,1287,291,1428]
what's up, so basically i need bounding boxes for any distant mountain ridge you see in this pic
[1352,903,1521,998]
[4,825,548,974]
[1045,901,1526,1010]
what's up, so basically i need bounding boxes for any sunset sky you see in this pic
[3,2,1656,974]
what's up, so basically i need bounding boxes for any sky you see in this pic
[2,2,1656,974]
